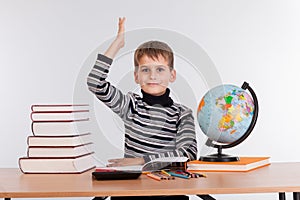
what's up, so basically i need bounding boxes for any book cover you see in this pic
[31,120,89,136]
[27,133,92,147]
[31,104,89,112]
[18,153,95,174]
[30,110,89,122]
[27,143,94,158]
[187,157,270,172]
[96,156,188,172]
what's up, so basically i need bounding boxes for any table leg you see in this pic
[279,192,286,200]
[197,194,216,200]
[293,192,300,200]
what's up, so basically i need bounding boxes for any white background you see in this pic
[1,0,300,200]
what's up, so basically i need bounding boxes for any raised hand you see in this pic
[104,17,126,59]
[116,17,125,48]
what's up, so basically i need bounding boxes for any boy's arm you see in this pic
[143,108,198,163]
[87,17,130,118]
[87,18,145,167]
[104,17,125,59]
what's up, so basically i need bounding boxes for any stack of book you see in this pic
[19,104,95,173]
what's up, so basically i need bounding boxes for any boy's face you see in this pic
[134,55,176,96]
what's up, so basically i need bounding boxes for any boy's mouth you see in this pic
[147,83,160,86]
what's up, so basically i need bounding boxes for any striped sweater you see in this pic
[87,54,198,162]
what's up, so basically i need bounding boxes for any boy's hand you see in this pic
[104,17,126,59]
[116,17,125,48]
[107,157,145,167]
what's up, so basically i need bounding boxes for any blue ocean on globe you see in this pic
[197,84,254,144]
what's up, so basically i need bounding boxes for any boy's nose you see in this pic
[150,70,157,79]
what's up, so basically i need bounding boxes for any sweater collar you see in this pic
[141,88,173,107]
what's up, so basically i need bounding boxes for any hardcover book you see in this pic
[187,157,270,172]
[31,110,89,122]
[27,143,94,158]
[27,133,92,147]
[19,153,95,173]
[31,120,89,136]
[31,104,89,112]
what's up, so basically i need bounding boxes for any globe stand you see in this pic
[199,82,259,162]
[200,145,239,162]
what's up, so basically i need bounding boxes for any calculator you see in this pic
[92,170,142,180]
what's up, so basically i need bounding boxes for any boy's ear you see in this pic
[169,69,176,83]
[134,71,139,84]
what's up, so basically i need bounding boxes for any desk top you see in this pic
[1,162,300,198]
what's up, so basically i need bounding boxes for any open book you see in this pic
[96,156,188,172]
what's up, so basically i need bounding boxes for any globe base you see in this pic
[200,154,240,162]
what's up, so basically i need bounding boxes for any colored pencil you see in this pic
[147,173,161,181]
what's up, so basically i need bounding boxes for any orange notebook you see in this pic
[187,157,270,172]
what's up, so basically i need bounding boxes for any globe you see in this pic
[197,82,258,162]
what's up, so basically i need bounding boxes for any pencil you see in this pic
[161,170,171,176]
[147,173,161,181]
[156,172,175,180]
[168,172,190,179]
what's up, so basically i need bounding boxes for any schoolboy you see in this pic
[87,18,197,200]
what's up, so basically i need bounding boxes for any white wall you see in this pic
[1,0,300,200]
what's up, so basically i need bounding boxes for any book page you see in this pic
[96,156,188,172]
[96,165,143,172]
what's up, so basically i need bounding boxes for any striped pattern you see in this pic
[87,54,197,162]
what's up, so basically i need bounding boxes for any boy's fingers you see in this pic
[118,17,125,24]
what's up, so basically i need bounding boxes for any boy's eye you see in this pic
[141,68,149,72]
[157,68,165,72]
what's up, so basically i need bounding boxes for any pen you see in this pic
[168,172,190,179]
[147,173,161,181]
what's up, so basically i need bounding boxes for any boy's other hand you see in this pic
[107,157,145,167]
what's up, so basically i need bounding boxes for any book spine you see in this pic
[30,111,89,122]
[31,104,89,112]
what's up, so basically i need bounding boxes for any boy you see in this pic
[87,18,197,199]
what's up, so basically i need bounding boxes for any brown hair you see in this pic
[134,41,174,71]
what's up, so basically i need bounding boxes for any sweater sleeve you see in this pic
[143,108,198,162]
[87,54,131,119]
